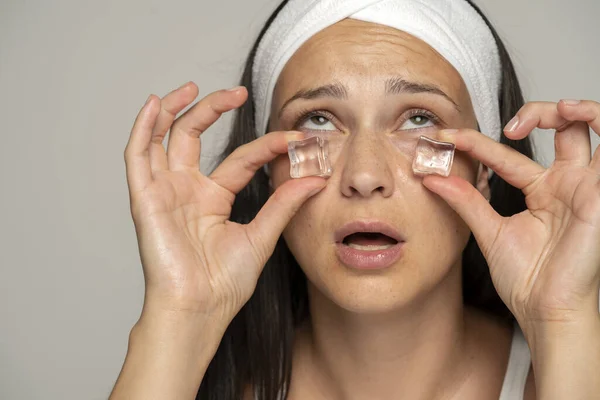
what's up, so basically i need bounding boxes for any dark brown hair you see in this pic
[197,1,533,398]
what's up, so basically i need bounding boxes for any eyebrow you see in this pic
[278,83,348,119]
[385,77,460,111]
[278,76,460,119]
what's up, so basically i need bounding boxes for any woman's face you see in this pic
[269,19,483,313]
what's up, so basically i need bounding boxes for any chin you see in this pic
[309,266,431,314]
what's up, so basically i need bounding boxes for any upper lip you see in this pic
[334,220,405,243]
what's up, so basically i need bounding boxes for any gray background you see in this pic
[1,0,598,399]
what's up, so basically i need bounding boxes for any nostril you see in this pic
[346,184,387,197]
[341,167,394,198]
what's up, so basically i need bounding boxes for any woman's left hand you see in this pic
[423,99,600,329]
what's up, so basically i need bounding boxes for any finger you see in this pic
[439,129,544,191]
[167,86,248,171]
[124,95,161,193]
[245,177,327,263]
[148,81,200,172]
[209,131,304,194]
[556,99,600,171]
[504,101,591,166]
[422,174,503,257]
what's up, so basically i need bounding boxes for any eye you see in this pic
[398,111,437,131]
[297,113,337,131]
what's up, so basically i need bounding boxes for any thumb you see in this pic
[245,177,327,263]
[422,174,503,257]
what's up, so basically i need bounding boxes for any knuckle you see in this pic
[270,187,299,217]
[461,127,476,136]
[229,142,248,159]
[518,102,534,114]
[203,92,229,113]
[520,101,553,116]
[230,140,269,172]
[584,100,600,115]
[240,159,258,174]
[460,131,477,152]
[171,121,201,140]
[243,226,269,266]
[225,147,253,172]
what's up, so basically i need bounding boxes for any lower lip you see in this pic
[335,242,404,270]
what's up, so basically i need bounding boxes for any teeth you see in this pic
[347,243,394,251]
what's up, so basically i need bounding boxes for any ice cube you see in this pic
[288,136,333,178]
[412,136,455,177]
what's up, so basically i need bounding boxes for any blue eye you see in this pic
[298,114,337,131]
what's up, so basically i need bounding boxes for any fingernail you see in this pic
[144,95,152,105]
[562,99,580,105]
[178,81,192,90]
[285,131,305,142]
[227,85,244,92]
[504,116,520,132]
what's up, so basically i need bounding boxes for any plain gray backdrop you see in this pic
[1,0,599,399]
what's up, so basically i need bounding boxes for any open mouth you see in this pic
[342,232,399,251]
[334,221,405,269]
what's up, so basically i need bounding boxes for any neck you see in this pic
[294,263,479,399]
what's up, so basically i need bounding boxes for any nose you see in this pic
[339,132,395,198]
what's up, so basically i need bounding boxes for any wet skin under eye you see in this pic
[293,109,440,133]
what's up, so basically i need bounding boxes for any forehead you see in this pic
[273,19,469,107]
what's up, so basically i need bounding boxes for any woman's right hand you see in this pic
[124,82,326,321]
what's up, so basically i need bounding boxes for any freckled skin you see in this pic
[268,19,485,313]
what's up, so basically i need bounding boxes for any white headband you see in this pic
[252,0,502,141]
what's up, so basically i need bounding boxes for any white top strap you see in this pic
[498,322,531,400]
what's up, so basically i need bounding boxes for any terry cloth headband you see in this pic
[252,0,502,141]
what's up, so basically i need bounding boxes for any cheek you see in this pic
[452,151,478,184]
[274,145,475,295]
[421,191,471,253]
[271,152,323,255]
[416,152,476,258]
[281,187,330,282]
[283,202,320,249]
[414,173,471,246]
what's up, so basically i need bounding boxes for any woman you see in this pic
[112,0,600,399]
